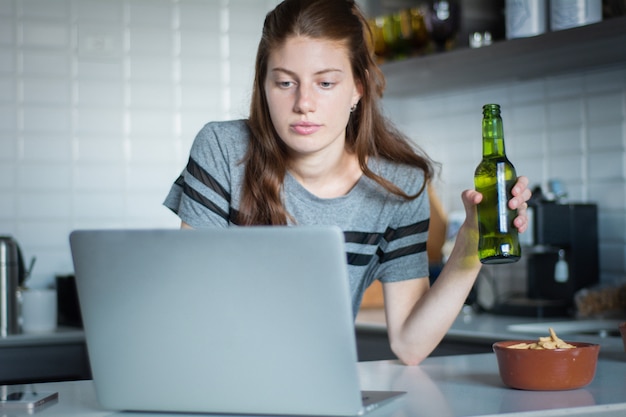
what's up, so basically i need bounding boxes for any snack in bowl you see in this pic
[493,328,600,391]
[507,328,575,350]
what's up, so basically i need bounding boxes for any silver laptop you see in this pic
[70,226,404,416]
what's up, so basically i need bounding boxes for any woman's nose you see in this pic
[293,86,315,114]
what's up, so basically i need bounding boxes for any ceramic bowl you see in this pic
[620,322,626,352]
[493,340,600,390]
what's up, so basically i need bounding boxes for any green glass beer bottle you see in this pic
[474,104,521,264]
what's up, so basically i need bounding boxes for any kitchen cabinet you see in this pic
[356,327,492,361]
[381,16,626,97]
[0,330,91,385]
[356,308,496,361]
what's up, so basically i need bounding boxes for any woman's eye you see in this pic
[277,81,294,88]
[320,81,334,89]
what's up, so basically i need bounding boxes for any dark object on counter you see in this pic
[493,340,600,390]
[56,275,83,328]
[528,204,599,299]
[0,236,25,337]
[0,389,58,411]
[490,203,599,318]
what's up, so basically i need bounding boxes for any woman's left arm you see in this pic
[383,176,531,365]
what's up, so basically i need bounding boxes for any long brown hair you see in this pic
[239,0,434,225]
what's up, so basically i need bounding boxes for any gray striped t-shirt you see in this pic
[164,119,430,317]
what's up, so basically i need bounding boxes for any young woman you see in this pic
[164,0,531,365]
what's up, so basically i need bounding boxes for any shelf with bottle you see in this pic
[380,15,626,97]
[368,2,461,64]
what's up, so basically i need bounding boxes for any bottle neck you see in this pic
[482,115,506,157]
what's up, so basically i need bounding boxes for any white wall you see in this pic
[2,0,625,287]
[1,0,278,287]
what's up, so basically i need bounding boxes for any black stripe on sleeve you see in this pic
[383,219,429,242]
[343,219,429,267]
[377,242,427,264]
[183,182,230,222]
[174,175,185,187]
[186,157,231,202]
[343,231,382,245]
[179,157,234,223]
[346,252,373,266]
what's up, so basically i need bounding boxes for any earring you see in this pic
[350,103,357,112]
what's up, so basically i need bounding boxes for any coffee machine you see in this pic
[482,202,599,317]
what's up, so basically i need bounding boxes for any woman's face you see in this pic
[264,36,362,160]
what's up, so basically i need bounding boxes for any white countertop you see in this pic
[1,311,624,416]
[3,352,626,417]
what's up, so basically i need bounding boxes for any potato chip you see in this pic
[508,342,531,349]
[506,328,575,350]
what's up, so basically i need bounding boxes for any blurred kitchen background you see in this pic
[2,0,626,298]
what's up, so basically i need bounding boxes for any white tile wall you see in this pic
[1,0,279,287]
[2,0,625,288]
[383,63,626,283]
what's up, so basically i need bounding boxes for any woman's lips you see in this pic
[291,122,321,135]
